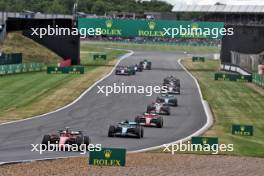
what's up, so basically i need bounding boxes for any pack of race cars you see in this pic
[108,75,181,138]
[115,59,152,75]
[41,59,181,148]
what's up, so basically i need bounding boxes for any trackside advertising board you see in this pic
[78,18,225,39]
[232,125,253,136]
[93,53,107,60]
[191,137,218,150]
[214,73,252,82]
[89,148,126,167]
[192,56,205,62]
[0,63,44,75]
[47,66,84,74]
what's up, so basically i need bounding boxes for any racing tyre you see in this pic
[140,127,144,138]
[135,127,141,139]
[42,135,50,145]
[164,107,171,115]
[157,117,163,128]
[172,100,178,107]
[135,116,141,123]
[41,135,51,150]
[148,64,152,70]
[76,135,83,145]
[84,136,90,146]
[108,126,115,137]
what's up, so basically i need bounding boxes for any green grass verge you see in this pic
[182,59,264,157]
[0,44,126,121]
[1,32,61,64]
[0,71,85,114]
[80,45,126,65]
[81,41,220,53]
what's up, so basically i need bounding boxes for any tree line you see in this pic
[0,0,173,15]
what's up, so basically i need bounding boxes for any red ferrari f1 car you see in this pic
[41,127,90,150]
[135,113,163,128]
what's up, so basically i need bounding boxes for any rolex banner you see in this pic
[47,66,84,74]
[214,73,252,82]
[192,56,205,62]
[78,18,225,39]
[232,124,253,136]
[89,148,126,167]
[93,53,107,60]
[191,137,218,150]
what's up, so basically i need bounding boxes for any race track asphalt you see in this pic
[0,50,207,163]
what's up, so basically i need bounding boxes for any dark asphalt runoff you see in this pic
[0,51,207,163]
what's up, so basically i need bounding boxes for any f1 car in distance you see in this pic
[163,76,180,88]
[163,76,181,94]
[42,127,90,149]
[135,113,163,128]
[146,102,170,115]
[139,59,152,70]
[132,64,144,72]
[156,93,178,107]
[115,65,136,75]
[108,121,144,138]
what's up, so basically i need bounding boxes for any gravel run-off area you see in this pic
[0,153,263,176]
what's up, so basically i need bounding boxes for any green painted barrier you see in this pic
[252,73,264,88]
[93,53,107,60]
[232,124,253,136]
[192,56,205,62]
[0,63,45,76]
[89,148,126,167]
[214,73,252,82]
[47,66,84,74]
[191,137,218,150]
